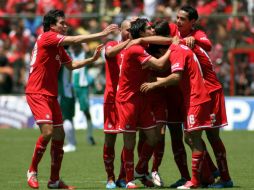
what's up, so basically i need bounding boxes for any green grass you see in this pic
[0,129,253,189]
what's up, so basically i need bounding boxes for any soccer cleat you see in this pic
[126,181,138,189]
[27,170,39,189]
[170,178,188,188]
[63,144,76,153]
[208,180,233,188]
[151,171,164,187]
[47,179,75,189]
[140,175,154,187]
[115,179,126,188]
[106,180,116,189]
[212,170,220,179]
[177,180,199,189]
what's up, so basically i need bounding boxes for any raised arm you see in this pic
[144,49,171,70]
[60,24,119,46]
[65,44,104,70]
[105,39,131,58]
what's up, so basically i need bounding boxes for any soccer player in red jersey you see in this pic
[116,18,170,188]
[173,6,233,188]
[103,19,131,189]
[25,9,118,189]
[140,42,213,189]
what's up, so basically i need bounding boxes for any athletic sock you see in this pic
[210,139,231,181]
[201,139,218,173]
[201,151,214,185]
[123,147,134,183]
[29,135,49,172]
[191,151,205,186]
[50,140,64,182]
[152,138,165,172]
[103,144,115,181]
[172,139,190,180]
[135,142,154,174]
[117,148,126,180]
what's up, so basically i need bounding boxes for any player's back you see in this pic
[192,45,222,93]
[169,44,210,107]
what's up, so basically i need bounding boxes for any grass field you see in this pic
[0,129,253,190]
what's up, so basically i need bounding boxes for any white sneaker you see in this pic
[151,171,164,187]
[63,144,76,153]
[126,181,138,189]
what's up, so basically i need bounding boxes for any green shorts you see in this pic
[58,96,75,120]
[74,87,90,112]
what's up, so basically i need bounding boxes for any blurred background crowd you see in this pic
[0,0,254,96]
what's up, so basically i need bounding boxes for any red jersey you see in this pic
[116,45,152,102]
[26,31,72,97]
[169,44,210,107]
[169,23,212,52]
[104,40,121,103]
[192,45,222,93]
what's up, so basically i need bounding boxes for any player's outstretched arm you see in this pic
[144,49,171,70]
[105,39,131,58]
[65,44,104,70]
[140,72,182,93]
[60,24,119,46]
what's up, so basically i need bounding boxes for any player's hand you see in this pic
[140,82,156,93]
[185,36,195,48]
[92,44,104,61]
[172,36,180,45]
[102,24,119,36]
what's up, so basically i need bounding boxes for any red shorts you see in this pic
[104,103,119,134]
[147,89,168,124]
[210,89,228,128]
[184,101,212,132]
[166,86,185,123]
[26,93,63,127]
[116,95,157,133]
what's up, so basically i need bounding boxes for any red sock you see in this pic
[135,142,154,174]
[103,144,115,181]
[201,139,218,173]
[191,151,205,186]
[123,147,134,183]
[29,135,49,172]
[172,139,190,180]
[117,148,126,180]
[152,139,165,172]
[201,151,214,185]
[210,139,231,181]
[50,140,64,182]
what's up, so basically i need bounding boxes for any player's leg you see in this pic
[47,99,74,189]
[169,123,190,188]
[61,96,76,152]
[206,128,233,188]
[104,133,117,188]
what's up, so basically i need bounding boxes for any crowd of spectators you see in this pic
[0,0,254,96]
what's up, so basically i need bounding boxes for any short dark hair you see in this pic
[129,18,149,39]
[180,5,199,21]
[153,20,170,37]
[43,9,65,32]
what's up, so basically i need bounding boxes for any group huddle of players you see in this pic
[102,5,233,189]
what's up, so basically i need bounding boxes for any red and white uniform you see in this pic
[116,45,156,132]
[104,41,121,133]
[26,31,72,125]
[169,44,212,132]
[169,23,212,52]
[193,45,228,128]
